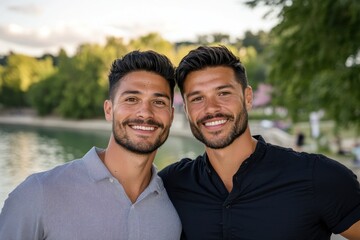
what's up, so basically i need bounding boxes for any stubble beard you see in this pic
[189,104,248,149]
[112,117,170,155]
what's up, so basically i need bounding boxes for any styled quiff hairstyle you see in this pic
[108,50,176,102]
[176,45,248,95]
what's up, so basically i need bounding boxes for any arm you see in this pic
[341,220,360,240]
[0,174,44,239]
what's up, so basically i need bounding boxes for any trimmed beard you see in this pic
[112,117,170,155]
[189,102,248,149]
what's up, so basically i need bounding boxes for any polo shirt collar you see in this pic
[82,147,112,182]
[82,147,163,194]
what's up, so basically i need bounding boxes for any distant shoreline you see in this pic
[0,113,194,138]
[1,113,358,175]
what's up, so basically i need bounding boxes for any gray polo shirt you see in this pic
[0,147,181,240]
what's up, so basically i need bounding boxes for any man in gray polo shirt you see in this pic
[0,50,182,240]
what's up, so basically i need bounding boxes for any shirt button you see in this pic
[109,178,114,183]
[225,204,231,209]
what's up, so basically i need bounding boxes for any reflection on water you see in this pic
[0,124,203,209]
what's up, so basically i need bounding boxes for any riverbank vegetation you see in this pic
[0,0,359,141]
[0,32,269,119]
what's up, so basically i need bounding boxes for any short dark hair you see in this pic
[176,45,248,95]
[108,50,175,102]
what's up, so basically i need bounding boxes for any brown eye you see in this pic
[190,96,203,103]
[219,91,230,96]
[154,100,166,106]
[125,97,138,103]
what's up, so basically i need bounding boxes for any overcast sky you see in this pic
[0,0,278,56]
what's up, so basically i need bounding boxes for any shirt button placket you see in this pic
[222,202,232,239]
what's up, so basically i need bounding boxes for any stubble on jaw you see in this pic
[112,117,170,155]
[188,103,248,149]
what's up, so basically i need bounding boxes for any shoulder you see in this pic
[39,158,85,183]
[262,142,314,167]
[259,142,352,180]
[7,172,44,202]
[0,171,45,231]
[159,155,204,180]
[13,159,83,194]
[9,157,86,199]
[312,154,359,188]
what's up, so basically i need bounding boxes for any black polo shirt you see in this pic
[159,136,360,240]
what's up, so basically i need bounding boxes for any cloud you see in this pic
[0,23,103,48]
[107,21,173,39]
[0,20,178,55]
[7,4,43,16]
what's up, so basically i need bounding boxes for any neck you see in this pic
[206,128,257,192]
[98,135,156,203]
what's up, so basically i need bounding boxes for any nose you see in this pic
[136,101,154,118]
[204,97,221,114]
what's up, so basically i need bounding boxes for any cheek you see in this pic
[154,108,173,121]
[185,106,202,122]
[112,106,133,120]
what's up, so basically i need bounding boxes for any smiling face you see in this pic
[104,71,174,154]
[183,66,252,149]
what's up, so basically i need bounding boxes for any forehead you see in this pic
[116,70,171,96]
[184,66,238,93]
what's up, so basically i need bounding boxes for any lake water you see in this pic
[0,123,204,209]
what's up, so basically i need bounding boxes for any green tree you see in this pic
[239,46,267,89]
[27,73,64,116]
[129,33,176,63]
[174,44,199,66]
[196,35,210,45]
[0,53,55,107]
[211,33,231,44]
[56,44,108,119]
[27,49,68,116]
[246,0,360,128]
[241,30,269,54]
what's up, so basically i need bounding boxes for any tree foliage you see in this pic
[0,54,55,107]
[27,73,64,116]
[241,30,269,54]
[3,32,270,119]
[57,44,107,119]
[239,46,267,89]
[246,0,360,128]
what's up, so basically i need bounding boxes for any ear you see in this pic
[104,100,113,122]
[244,86,253,111]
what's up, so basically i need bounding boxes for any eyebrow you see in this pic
[186,84,235,98]
[217,84,235,91]
[186,90,201,99]
[121,90,170,100]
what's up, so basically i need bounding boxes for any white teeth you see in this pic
[204,120,227,126]
[131,125,155,131]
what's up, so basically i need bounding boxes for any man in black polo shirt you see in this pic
[159,45,360,239]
